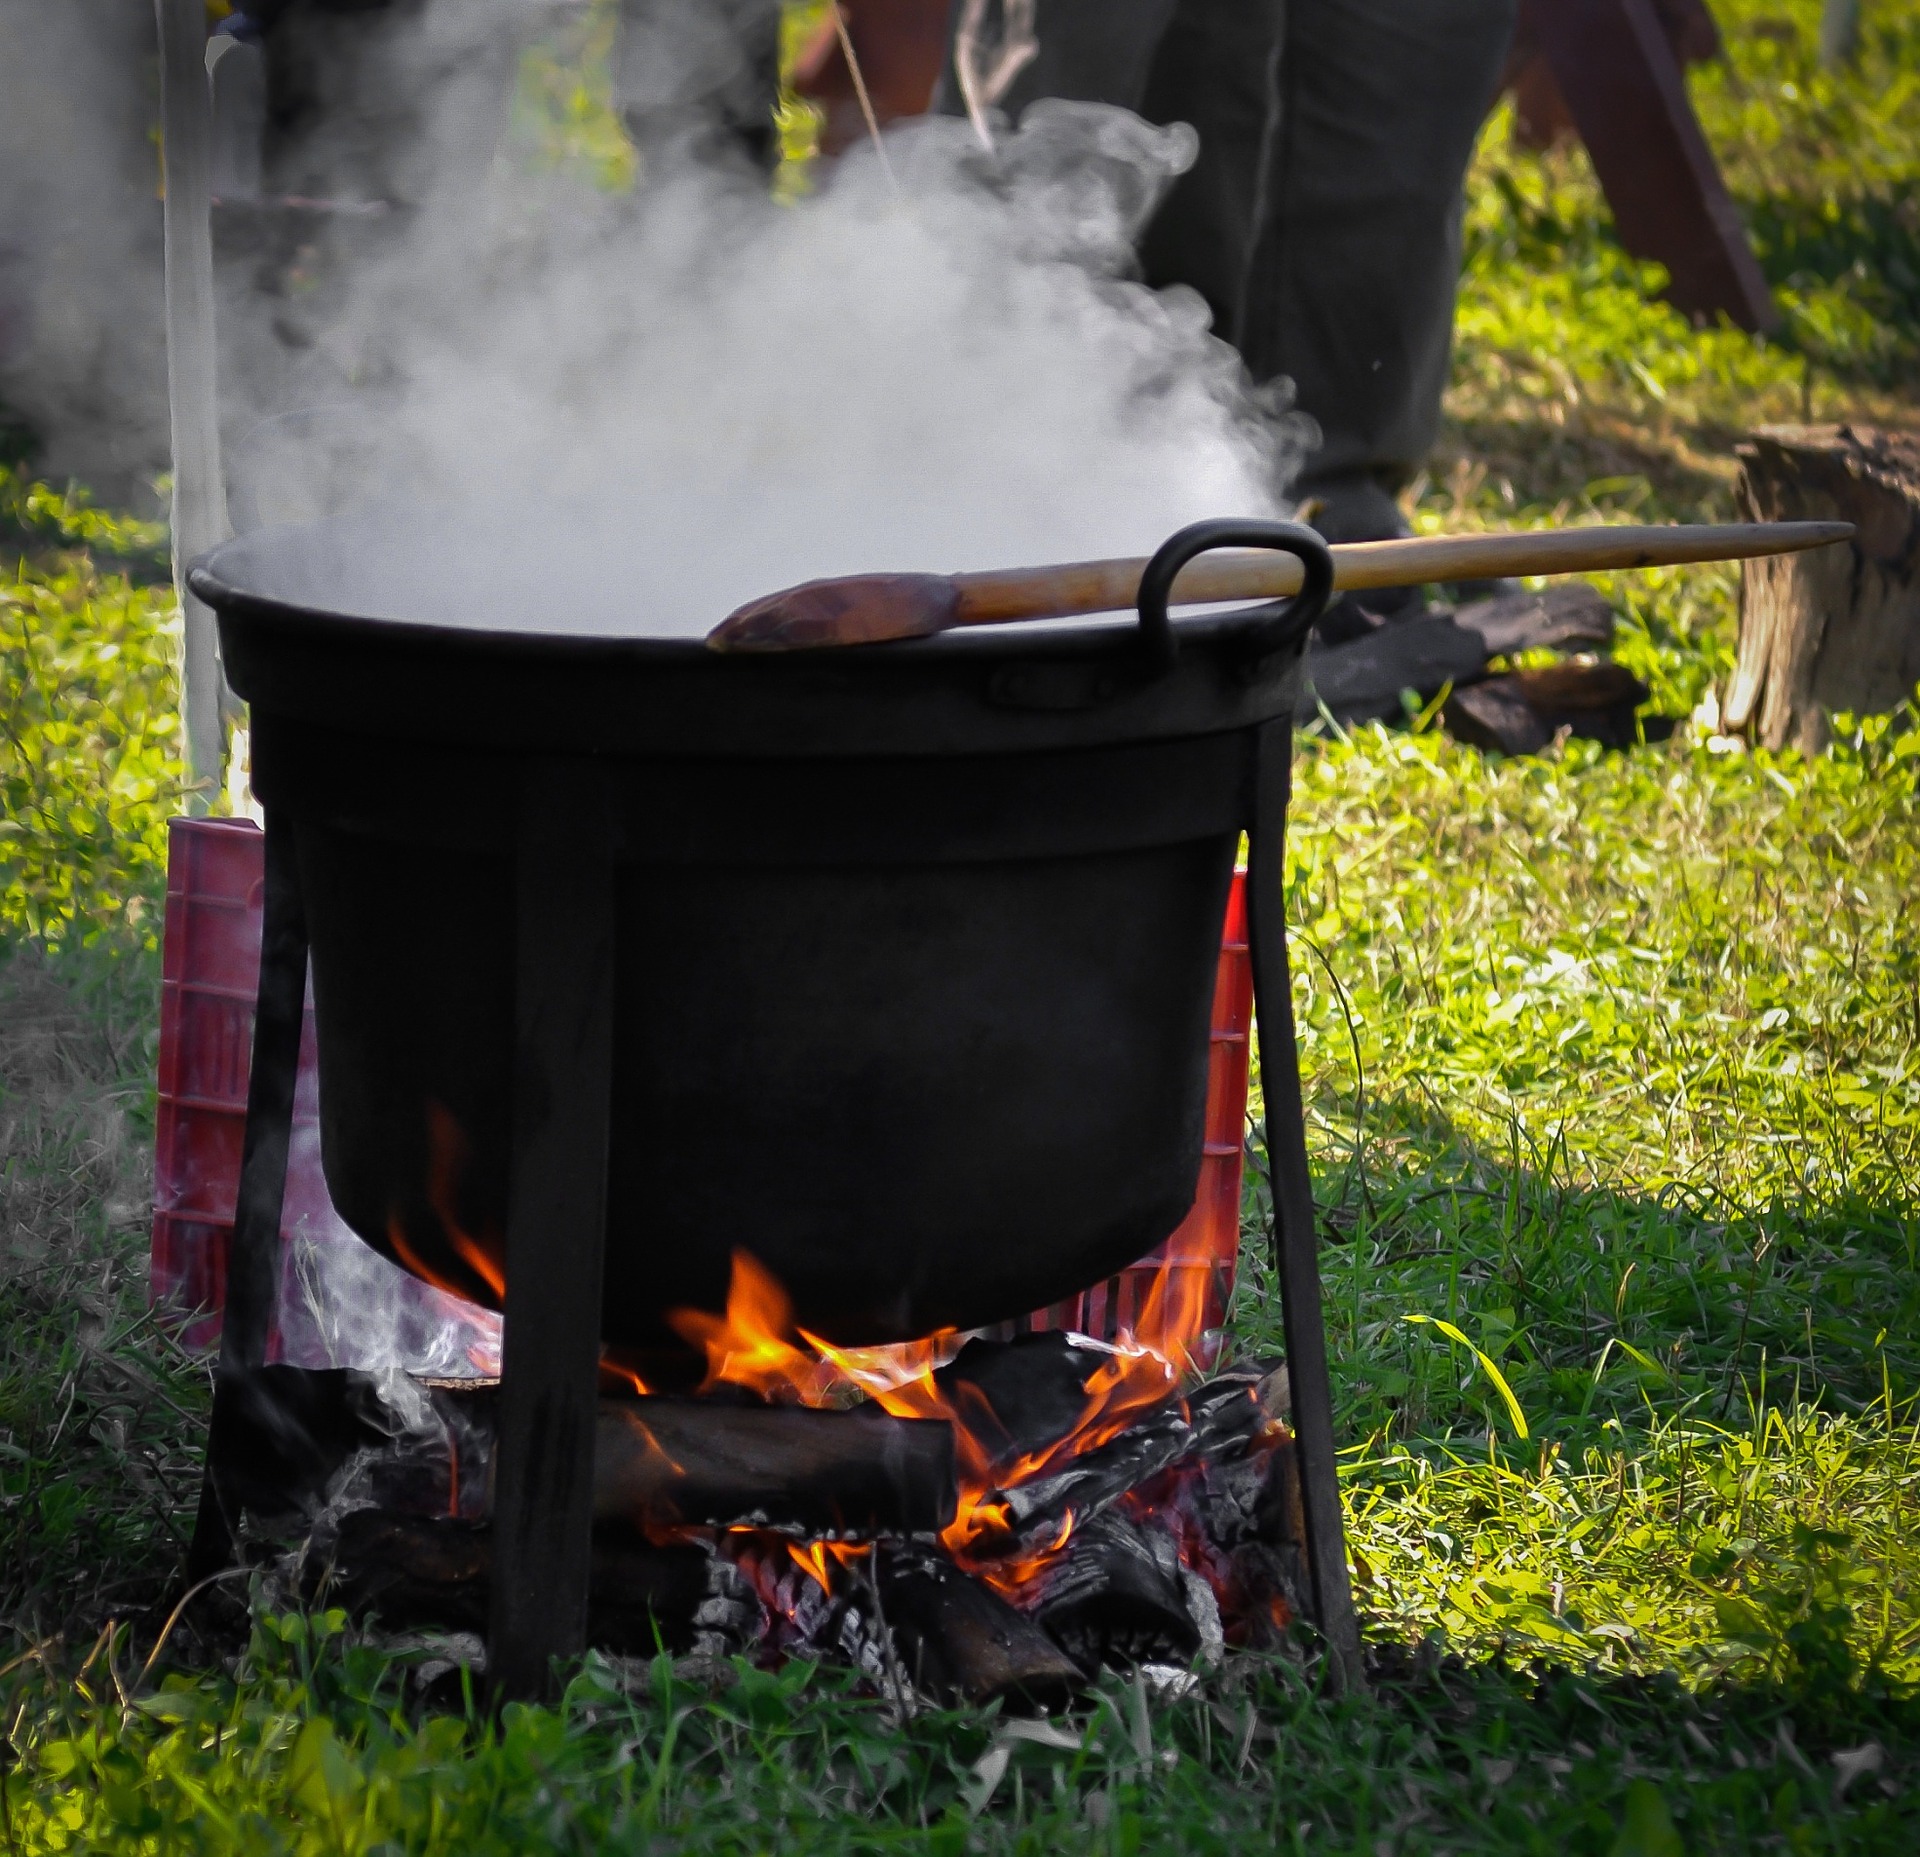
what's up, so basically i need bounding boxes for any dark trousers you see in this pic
[610,0,783,169]
[940,0,1517,492]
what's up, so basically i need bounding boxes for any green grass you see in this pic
[0,469,184,951]
[4,0,1920,1848]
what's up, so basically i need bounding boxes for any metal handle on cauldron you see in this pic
[1136,520,1336,674]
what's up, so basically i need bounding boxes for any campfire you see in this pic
[222,1242,1303,1711]
[168,834,1305,1707]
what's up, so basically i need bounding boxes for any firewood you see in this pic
[591,1397,958,1537]
[204,1365,398,1528]
[1300,584,1615,727]
[1725,425,1920,752]
[876,1544,1085,1710]
[327,1510,716,1655]
[219,1370,957,1539]
[1030,1511,1202,1676]
[1445,661,1650,755]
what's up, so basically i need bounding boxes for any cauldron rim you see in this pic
[190,528,1280,666]
[192,520,1311,759]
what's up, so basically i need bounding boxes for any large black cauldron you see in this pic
[193,517,1331,1374]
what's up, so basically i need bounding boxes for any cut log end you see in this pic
[1726,425,1920,752]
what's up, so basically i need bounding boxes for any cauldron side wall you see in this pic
[213,547,1301,1360]
[293,805,1238,1361]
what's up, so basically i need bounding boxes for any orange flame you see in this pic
[664,1242,1216,1601]
[670,1248,871,1405]
[786,1538,871,1595]
[600,1356,654,1398]
[427,1104,506,1300]
[384,1106,509,1307]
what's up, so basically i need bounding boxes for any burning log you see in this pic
[591,1397,958,1537]
[985,1367,1277,1556]
[1029,1512,1205,1676]
[216,1368,956,1539]
[875,1544,1085,1711]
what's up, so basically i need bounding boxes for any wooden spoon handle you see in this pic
[709,520,1855,652]
[951,520,1854,623]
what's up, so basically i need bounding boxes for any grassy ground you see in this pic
[4,0,1919,1849]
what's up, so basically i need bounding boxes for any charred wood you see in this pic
[931,1331,1110,1475]
[990,1371,1275,1555]
[1300,585,1615,726]
[327,1510,715,1656]
[875,1545,1084,1712]
[1135,1437,1308,1651]
[1030,1512,1202,1676]
[1445,661,1649,754]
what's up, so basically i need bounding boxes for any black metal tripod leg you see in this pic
[488,770,615,1703]
[186,809,310,1583]
[1246,718,1364,1694]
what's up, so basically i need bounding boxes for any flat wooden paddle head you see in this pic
[709,572,961,652]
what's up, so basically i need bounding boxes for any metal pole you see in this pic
[155,0,229,808]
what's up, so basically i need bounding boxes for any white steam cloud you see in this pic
[221,21,1306,635]
[11,6,1310,1374]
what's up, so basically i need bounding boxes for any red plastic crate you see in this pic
[152,817,287,1348]
[151,817,498,1369]
[152,822,1248,1363]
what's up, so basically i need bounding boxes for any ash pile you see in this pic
[225,1329,1304,1710]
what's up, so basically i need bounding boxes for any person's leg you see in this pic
[1135,0,1286,357]
[1241,0,1517,517]
[931,0,1181,123]
[258,0,529,209]
[929,0,1283,346]
[613,0,784,171]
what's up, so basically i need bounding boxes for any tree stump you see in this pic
[1724,425,1920,753]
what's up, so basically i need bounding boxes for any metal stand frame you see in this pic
[186,811,310,1582]
[187,720,1360,1699]
[486,769,616,1700]
[1244,719,1363,1693]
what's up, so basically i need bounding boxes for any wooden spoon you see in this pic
[707,520,1853,653]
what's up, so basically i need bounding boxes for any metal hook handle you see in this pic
[1136,519,1336,673]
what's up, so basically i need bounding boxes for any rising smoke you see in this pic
[210,4,1308,633]
[0,0,171,498]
